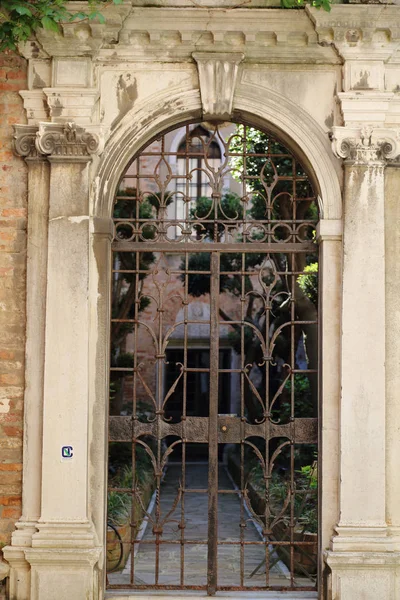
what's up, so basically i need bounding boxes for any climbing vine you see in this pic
[0,0,122,51]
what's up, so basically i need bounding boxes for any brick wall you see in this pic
[0,51,28,555]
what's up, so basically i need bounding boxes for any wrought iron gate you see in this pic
[107,123,319,594]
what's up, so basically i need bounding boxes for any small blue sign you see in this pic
[61,446,74,459]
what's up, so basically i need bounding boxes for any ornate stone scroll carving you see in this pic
[331,125,400,165]
[35,122,101,160]
[14,122,103,162]
[13,125,40,159]
[192,52,244,121]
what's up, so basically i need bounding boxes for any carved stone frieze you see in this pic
[192,52,244,121]
[331,125,400,165]
[31,7,339,65]
[35,122,101,160]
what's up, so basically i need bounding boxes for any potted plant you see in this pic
[106,459,156,573]
[107,488,131,573]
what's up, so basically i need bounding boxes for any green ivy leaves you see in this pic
[0,0,120,51]
[281,0,331,9]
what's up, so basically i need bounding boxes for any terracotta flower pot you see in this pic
[106,523,131,573]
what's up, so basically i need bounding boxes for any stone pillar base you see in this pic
[24,547,101,600]
[325,550,400,600]
[3,545,31,600]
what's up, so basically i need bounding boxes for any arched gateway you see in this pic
[5,5,400,600]
[106,121,320,594]
[87,81,343,598]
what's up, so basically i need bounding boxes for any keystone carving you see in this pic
[192,52,244,121]
[331,125,400,165]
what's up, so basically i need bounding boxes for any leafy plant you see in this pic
[107,489,131,527]
[270,373,314,422]
[0,0,124,52]
[108,458,154,526]
[248,459,318,534]
[297,262,318,307]
[281,0,331,10]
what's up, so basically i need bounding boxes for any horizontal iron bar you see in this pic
[109,415,318,444]
[115,539,318,546]
[107,585,316,591]
[108,486,317,497]
[112,242,317,253]
[217,587,317,592]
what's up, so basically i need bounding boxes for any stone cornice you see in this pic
[31,6,339,64]
[193,52,244,121]
[30,1,132,58]
[331,125,400,165]
[13,123,103,162]
[308,5,400,62]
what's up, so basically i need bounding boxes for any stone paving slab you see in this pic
[108,463,314,591]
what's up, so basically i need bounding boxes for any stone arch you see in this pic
[93,85,342,220]
[89,83,342,594]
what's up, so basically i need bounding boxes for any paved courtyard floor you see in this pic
[108,463,314,591]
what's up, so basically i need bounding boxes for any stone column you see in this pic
[385,163,400,551]
[316,219,342,592]
[23,123,102,600]
[3,126,50,600]
[87,216,114,598]
[326,126,400,599]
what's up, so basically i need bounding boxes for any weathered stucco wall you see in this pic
[0,52,27,553]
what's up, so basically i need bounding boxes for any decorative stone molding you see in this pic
[307,6,400,128]
[316,219,342,243]
[331,125,400,165]
[35,0,132,56]
[19,91,50,125]
[192,52,244,121]
[337,92,396,129]
[0,560,9,581]
[35,122,102,161]
[31,7,339,65]
[43,88,99,125]
[91,216,115,240]
[307,5,400,64]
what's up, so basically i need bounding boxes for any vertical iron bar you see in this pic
[240,251,245,588]
[207,251,220,596]
[180,251,189,587]
[290,250,295,587]
[130,248,140,585]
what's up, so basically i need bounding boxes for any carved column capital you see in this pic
[13,125,41,160]
[331,125,400,166]
[35,122,102,162]
[192,52,244,121]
